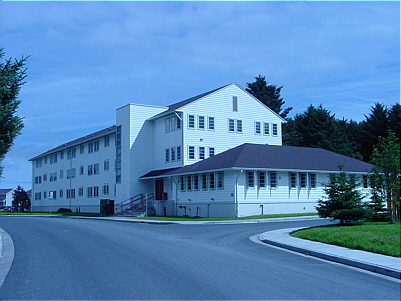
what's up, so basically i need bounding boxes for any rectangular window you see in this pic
[88,164,93,175]
[363,175,368,188]
[247,171,255,188]
[88,142,94,153]
[199,147,205,160]
[79,187,84,196]
[104,135,110,147]
[229,119,235,132]
[103,184,109,195]
[208,117,215,130]
[188,146,195,160]
[258,172,266,188]
[171,147,176,162]
[187,175,192,191]
[217,172,224,189]
[165,118,170,133]
[177,146,181,161]
[272,124,278,136]
[198,116,205,129]
[165,148,170,163]
[269,172,277,188]
[43,173,47,181]
[60,151,64,160]
[237,120,242,133]
[67,148,76,159]
[60,189,64,197]
[60,169,63,179]
[94,163,99,175]
[176,116,181,129]
[180,176,185,191]
[94,140,100,152]
[80,165,84,175]
[50,191,56,200]
[35,159,42,168]
[309,173,317,189]
[35,192,41,200]
[202,174,208,190]
[233,96,238,112]
[171,116,176,132]
[255,122,261,134]
[80,144,85,154]
[50,154,57,164]
[209,173,215,189]
[104,160,109,171]
[87,187,93,198]
[67,168,76,179]
[299,173,307,188]
[194,175,199,190]
[188,115,195,129]
[209,147,215,157]
[290,172,297,188]
[264,123,270,135]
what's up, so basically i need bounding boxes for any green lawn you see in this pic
[291,221,401,257]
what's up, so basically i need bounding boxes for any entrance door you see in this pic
[155,179,164,200]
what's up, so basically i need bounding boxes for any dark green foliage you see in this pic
[246,75,292,118]
[57,208,72,213]
[0,47,29,177]
[316,167,373,225]
[367,191,389,222]
[12,185,30,212]
[283,105,362,159]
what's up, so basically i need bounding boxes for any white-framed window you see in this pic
[217,172,224,189]
[202,174,208,190]
[78,187,84,196]
[67,168,76,179]
[233,96,238,112]
[59,189,63,197]
[209,172,215,190]
[80,144,85,154]
[165,118,171,133]
[290,172,297,188]
[247,171,255,188]
[198,116,205,130]
[60,169,64,179]
[60,151,64,160]
[103,183,110,195]
[208,117,215,130]
[104,135,110,147]
[180,176,185,191]
[272,123,278,136]
[194,175,199,191]
[255,122,261,134]
[199,147,205,160]
[94,140,100,152]
[209,147,215,157]
[177,146,181,161]
[50,154,57,164]
[104,159,109,171]
[35,158,42,168]
[237,120,242,133]
[228,119,235,132]
[67,148,76,159]
[299,173,307,188]
[188,115,195,129]
[88,142,94,154]
[43,173,47,181]
[88,164,93,175]
[165,148,170,163]
[264,122,270,135]
[171,147,176,162]
[269,172,277,188]
[309,173,317,189]
[176,116,181,129]
[188,146,195,160]
[93,186,99,197]
[87,187,93,198]
[258,172,266,188]
[187,175,192,191]
[94,163,99,175]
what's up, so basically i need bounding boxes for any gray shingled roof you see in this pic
[141,143,373,178]
[29,125,116,161]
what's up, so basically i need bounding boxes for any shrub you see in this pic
[57,208,72,213]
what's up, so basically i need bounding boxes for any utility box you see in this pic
[100,199,114,216]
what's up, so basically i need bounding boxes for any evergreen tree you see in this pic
[316,166,372,225]
[12,185,31,212]
[388,103,401,140]
[0,47,29,177]
[246,75,292,118]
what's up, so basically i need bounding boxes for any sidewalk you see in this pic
[259,227,401,279]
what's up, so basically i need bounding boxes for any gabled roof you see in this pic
[141,143,373,178]
[0,188,13,195]
[29,125,116,161]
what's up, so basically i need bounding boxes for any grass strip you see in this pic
[290,221,401,257]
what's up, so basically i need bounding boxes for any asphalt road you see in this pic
[0,216,399,300]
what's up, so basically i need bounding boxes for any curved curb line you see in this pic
[0,228,14,288]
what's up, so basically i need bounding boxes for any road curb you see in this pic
[0,228,14,288]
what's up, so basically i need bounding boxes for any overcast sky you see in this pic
[0,1,400,190]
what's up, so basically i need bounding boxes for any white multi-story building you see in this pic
[30,83,372,217]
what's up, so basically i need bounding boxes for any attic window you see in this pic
[233,96,238,112]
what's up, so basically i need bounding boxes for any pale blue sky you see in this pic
[0,1,400,190]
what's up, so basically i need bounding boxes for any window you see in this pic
[94,163,99,175]
[67,168,76,179]
[103,184,109,195]
[269,172,277,188]
[44,191,47,199]
[187,175,192,191]
[237,120,242,133]
[165,148,170,163]
[80,144,85,154]
[209,173,215,189]
[79,187,84,196]
[177,146,181,161]
[233,96,238,112]
[43,173,47,181]
[67,189,76,199]
[94,140,100,152]
[299,173,307,188]
[208,117,215,130]
[264,123,270,135]
[59,189,63,197]
[199,147,205,160]
[188,115,195,129]
[171,116,176,131]
[363,175,369,188]
[88,164,93,175]
[115,125,122,183]
[50,154,57,164]
[217,172,224,189]
[87,187,93,198]
[80,165,84,175]
[176,116,181,129]
[229,119,235,132]
[35,192,41,200]
[165,118,170,133]
[272,124,278,136]
[60,169,64,179]
[188,146,195,160]
[49,191,56,200]
[67,148,76,159]
[104,159,109,171]
[88,142,94,154]
[258,172,266,188]
[171,147,176,162]
[194,175,199,190]
[247,171,255,188]
[180,176,185,191]
[104,135,110,147]
[50,172,57,182]
[255,122,261,134]
[35,176,42,184]
[202,174,208,190]
[44,157,47,164]
[60,151,64,160]
[309,173,317,189]
[35,159,42,168]
[198,116,205,129]
[209,147,215,157]
[290,173,297,188]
